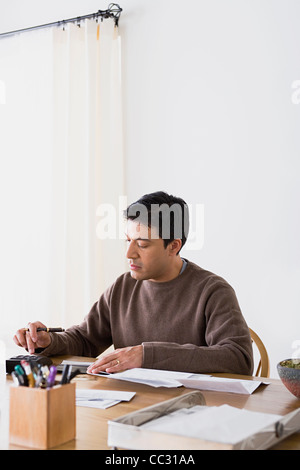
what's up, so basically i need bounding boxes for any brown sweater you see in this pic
[43,260,253,375]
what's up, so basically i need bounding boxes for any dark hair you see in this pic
[125,191,189,253]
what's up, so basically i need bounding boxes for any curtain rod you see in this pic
[0,3,122,38]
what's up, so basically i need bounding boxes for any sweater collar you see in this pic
[142,258,190,288]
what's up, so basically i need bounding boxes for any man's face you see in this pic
[126,220,173,282]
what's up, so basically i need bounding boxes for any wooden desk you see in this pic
[1,357,300,450]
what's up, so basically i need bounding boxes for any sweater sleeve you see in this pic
[142,282,254,375]
[40,290,113,357]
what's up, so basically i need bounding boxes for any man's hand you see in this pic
[87,345,143,374]
[13,321,52,354]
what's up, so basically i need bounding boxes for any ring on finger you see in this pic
[116,359,120,365]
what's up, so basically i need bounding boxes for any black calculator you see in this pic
[6,354,53,374]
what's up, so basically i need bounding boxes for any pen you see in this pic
[11,371,21,386]
[60,364,71,385]
[24,327,65,332]
[39,377,47,389]
[68,368,81,382]
[34,370,43,388]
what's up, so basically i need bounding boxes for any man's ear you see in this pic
[168,239,182,256]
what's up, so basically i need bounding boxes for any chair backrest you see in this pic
[249,327,270,377]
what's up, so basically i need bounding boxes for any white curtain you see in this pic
[0,18,125,353]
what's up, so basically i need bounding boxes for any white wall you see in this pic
[1,0,300,376]
[120,0,300,378]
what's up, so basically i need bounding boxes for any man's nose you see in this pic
[126,240,138,259]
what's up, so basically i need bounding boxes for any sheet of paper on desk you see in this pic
[89,368,207,388]
[88,368,269,392]
[179,376,270,394]
[140,404,280,445]
[76,389,135,409]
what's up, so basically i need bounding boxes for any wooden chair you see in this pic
[249,327,270,377]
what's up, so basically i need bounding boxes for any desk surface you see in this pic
[1,356,300,450]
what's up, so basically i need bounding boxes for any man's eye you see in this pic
[137,244,148,249]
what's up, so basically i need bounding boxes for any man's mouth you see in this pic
[130,264,142,271]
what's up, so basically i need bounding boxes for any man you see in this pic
[14,191,253,375]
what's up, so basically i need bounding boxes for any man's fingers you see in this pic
[87,346,143,374]
[105,357,123,373]
[25,331,37,354]
[13,321,51,353]
[27,322,38,343]
[87,355,120,374]
[13,332,26,349]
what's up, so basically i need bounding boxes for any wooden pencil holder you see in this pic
[9,383,76,449]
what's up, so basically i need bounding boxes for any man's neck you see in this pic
[149,257,183,283]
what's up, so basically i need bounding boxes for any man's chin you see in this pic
[129,269,146,280]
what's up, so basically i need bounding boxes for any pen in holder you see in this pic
[9,382,76,449]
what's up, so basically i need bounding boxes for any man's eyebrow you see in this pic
[125,234,151,241]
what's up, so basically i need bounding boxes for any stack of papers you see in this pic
[89,368,268,394]
[58,360,93,373]
[76,389,135,409]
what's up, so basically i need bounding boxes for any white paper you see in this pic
[76,398,120,409]
[180,376,269,395]
[76,389,135,409]
[141,404,280,445]
[89,368,207,388]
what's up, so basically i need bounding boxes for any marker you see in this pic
[47,365,57,388]
[41,365,50,378]
[21,360,35,387]
[24,327,65,333]
[14,364,27,386]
